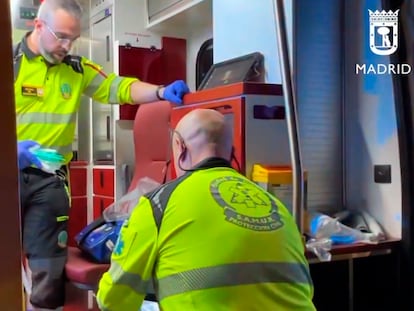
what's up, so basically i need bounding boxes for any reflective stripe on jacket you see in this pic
[97,158,316,311]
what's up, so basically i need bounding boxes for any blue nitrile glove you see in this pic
[17,140,42,169]
[162,80,190,105]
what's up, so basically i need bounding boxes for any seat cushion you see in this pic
[128,101,172,191]
[65,246,109,287]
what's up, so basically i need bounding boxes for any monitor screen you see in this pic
[198,52,264,90]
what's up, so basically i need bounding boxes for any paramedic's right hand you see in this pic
[162,80,190,105]
[17,140,42,169]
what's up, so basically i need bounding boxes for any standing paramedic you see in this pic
[97,108,316,311]
[14,0,189,310]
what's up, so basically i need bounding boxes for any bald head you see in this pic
[172,109,233,176]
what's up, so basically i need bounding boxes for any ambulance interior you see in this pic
[4,0,414,310]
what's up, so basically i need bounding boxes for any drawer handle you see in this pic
[106,115,111,141]
[100,171,104,188]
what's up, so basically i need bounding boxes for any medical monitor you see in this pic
[197,52,264,91]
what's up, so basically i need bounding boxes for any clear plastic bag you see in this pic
[305,238,333,262]
[103,177,160,222]
[309,213,381,244]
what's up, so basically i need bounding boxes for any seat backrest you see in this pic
[128,101,172,192]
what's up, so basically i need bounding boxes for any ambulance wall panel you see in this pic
[295,0,344,212]
[344,0,401,238]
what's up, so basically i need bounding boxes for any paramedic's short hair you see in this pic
[37,0,83,22]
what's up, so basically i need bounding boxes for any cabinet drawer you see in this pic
[93,195,114,219]
[69,167,87,197]
[68,197,88,247]
[93,168,114,196]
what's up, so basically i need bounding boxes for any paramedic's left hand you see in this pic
[162,80,190,105]
[17,140,42,169]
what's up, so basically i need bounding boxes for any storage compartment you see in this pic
[69,164,87,197]
[93,195,115,219]
[93,168,115,197]
[68,197,88,247]
[146,0,208,27]
[90,5,187,163]
[90,11,115,163]
[148,0,182,20]
[118,37,187,120]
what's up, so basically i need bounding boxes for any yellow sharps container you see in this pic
[252,164,308,216]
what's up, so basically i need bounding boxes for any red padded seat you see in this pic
[65,247,109,289]
[65,101,172,290]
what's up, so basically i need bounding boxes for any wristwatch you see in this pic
[156,85,164,100]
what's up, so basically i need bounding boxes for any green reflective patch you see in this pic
[61,83,72,99]
[57,231,68,248]
[56,215,69,222]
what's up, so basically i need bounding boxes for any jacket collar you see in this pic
[20,32,37,60]
[192,157,233,171]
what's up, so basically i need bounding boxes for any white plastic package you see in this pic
[305,238,333,262]
[140,300,160,311]
[103,177,160,222]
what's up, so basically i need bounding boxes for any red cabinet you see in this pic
[93,195,114,219]
[93,167,114,197]
[69,166,87,197]
[68,162,88,246]
[68,197,87,247]
[118,37,187,120]
[92,167,115,219]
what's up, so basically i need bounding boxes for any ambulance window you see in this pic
[196,38,213,90]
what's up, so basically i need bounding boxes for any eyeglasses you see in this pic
[43,21,77,46]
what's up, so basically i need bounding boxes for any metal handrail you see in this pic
[273,0,305,232]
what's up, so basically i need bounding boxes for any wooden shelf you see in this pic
[307,239,400,263]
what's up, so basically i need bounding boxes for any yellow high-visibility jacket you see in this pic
[14,35,137,163]
[97,158,316,311]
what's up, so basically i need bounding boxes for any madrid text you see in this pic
[355,63,412,74]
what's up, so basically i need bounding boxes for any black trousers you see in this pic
[19,167,70,309]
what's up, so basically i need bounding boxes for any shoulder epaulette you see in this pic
[62,54,84,74]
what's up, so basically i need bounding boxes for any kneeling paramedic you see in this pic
[97,109,316,311]
[15,0,189,309]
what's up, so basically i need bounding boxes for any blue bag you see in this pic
[75,216,124,263]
